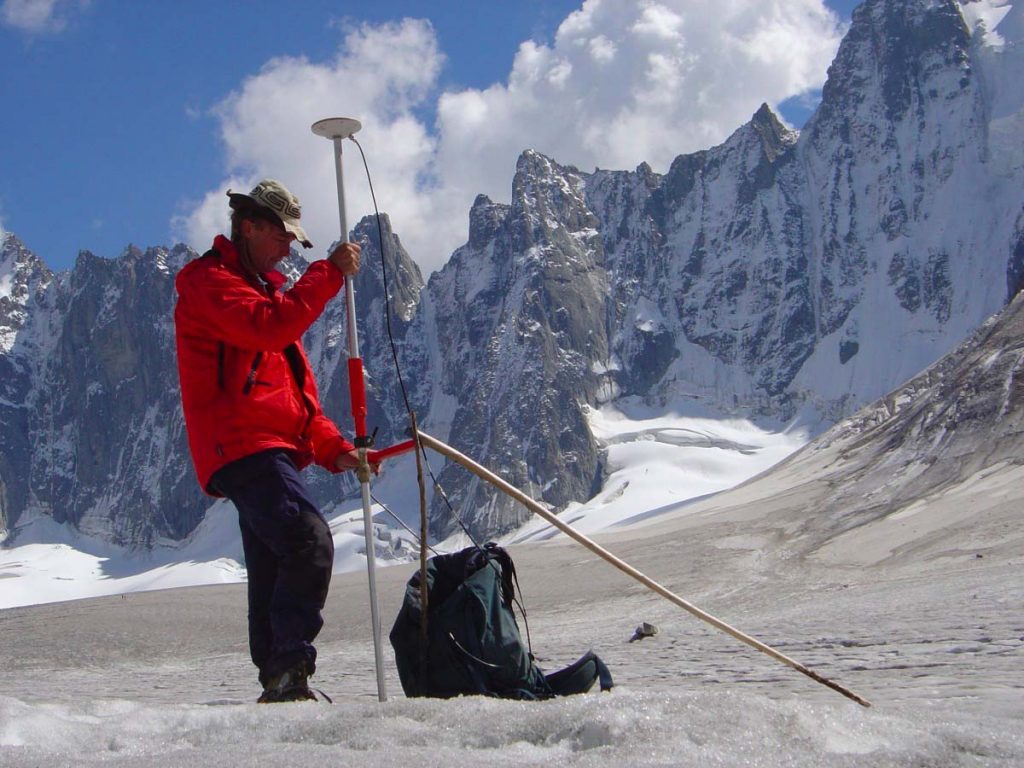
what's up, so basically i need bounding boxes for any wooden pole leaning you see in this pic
[415,430,872,708]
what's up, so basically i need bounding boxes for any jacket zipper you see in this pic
[242,352,264,395]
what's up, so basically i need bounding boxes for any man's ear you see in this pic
[239,218,259,238]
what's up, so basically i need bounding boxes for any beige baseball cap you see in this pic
[227,179,313,249]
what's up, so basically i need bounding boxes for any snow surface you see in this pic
[510,401,813,541]
[961,0,1015,47]
[1,395,1022,766]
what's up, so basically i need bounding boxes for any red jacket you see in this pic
[174,235,356,494]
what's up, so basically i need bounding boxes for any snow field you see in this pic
[1,689,1019,768]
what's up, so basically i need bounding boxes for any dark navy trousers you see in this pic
[210,449,334,686]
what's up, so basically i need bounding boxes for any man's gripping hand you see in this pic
[335,449,381,476]
[328,242,361,276]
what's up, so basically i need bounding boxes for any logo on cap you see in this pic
[251,182,302,220]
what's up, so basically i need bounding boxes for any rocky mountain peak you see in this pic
[2,0,1022,546]
[0,233,53,354]
[813,0,972,132]
[510,150,597,255]
[750,103,795,162]
[468,194,510,250]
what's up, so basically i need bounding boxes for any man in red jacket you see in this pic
[175,178,371,702]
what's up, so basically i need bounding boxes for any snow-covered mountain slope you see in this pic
[615,274,1024,576]
[2,0,1023,548]
[406,0,1024,539]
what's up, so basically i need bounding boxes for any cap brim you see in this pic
[227,190,255,209]
[282,220,313,249]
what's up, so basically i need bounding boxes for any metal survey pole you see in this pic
[311,116,387,702]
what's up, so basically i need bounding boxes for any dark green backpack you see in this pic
[389,543,613,700]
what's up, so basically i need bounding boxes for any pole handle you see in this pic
[347,358,369,441]
[366,439,417,464]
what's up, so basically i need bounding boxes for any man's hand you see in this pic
[328,241,361,276]
[335,449,381,476]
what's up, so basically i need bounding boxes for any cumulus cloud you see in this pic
[1,0,88,33]
[434,0,842,208]
[176,0,844,274]
[174,19,448,270]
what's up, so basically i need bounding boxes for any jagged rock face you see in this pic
[590,105,813,403]
[25,245,204,546]
[0,234,53,352]
[422,153,610,538]
[2,0,1023,546]
[0,234,54,534]
[804,0,977,322]
[582,0,1017,421]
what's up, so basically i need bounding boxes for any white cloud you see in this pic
[176,0,844,275]
[173,19,449,271]
[1,0,87,33]
[632,3,685,40]
[436,0,842,194]
[588,35,617,64]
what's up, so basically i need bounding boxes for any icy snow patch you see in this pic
[508,399,810,542]
[960,0,1015,47]
[0,496,417,610]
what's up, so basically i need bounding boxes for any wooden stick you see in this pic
[416,431,872,708]
[412,413,429,694]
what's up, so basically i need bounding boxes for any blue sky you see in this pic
[1,0,861,273]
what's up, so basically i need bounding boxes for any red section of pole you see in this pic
[366,439,416,464]
[347,357,368,440]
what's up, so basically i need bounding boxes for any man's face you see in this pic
[242,217,296,273]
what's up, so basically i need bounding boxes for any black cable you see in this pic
[349,136,533,646]
[349,135,413,416]
[369,490,446,559]
[348,134,485,550]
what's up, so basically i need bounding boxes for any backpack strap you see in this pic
[485,543,517,609]
[544,650,614,696]
[592,653,614,692]
[469,543,536,655]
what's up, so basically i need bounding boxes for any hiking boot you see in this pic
[257,663,316,703]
